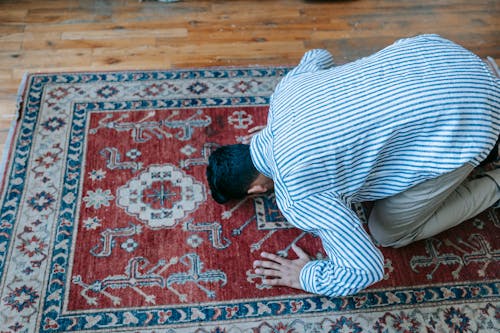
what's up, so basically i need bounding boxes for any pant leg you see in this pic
[368,164,500,248]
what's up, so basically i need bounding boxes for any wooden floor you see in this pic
[0,0,498,156]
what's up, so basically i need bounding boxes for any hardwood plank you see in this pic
[0,101,17,121]
[0,0,498,160]
[0,70,13,81]
[0,32,24,42]
[0,49,93,70]
[0,24,25,36]
[23,32,62,41]
[0,42,22,52]
[23,37,157,50]
[0,10,27,24]
[61,28,188,40]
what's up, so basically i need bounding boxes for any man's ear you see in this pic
[247,184,268,194]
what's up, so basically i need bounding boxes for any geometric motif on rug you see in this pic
[0,68,498,332]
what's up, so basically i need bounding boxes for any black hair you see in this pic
[206,144,259,204]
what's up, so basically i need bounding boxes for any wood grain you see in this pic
[0,0,498,158]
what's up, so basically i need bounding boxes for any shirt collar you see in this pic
[250,127,274,179]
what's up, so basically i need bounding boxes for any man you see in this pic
[206,35,500,297]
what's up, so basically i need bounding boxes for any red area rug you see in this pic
[0,67,498,332]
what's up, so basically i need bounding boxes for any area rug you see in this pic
[0,66,498,333]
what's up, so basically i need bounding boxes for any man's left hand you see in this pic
[253,244,311,290]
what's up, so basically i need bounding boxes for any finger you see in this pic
[253,260,279,269]
[261,252,287,264]
[261,277,300,289]
[248,126,264,133]
[261,278,283,286]
[292,244,310,259]
[256,260,282,270]
[255,268,282,277]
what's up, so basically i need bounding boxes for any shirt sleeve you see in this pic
[289,49,335,75]
[270,49,335,103]
[286,193,384,296]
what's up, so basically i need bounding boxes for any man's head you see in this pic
[206,144,272,204]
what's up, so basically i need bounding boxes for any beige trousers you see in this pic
[368,164,500,248]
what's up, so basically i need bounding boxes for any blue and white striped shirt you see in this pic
[250,35,500,296]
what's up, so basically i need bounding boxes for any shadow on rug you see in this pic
[0,67,498,332]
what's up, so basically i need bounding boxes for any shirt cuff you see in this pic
[299,260,324,294]
[298,49,335,72]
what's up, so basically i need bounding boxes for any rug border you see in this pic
[1,67,498,333]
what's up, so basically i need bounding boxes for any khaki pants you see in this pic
[368,164,500,248]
